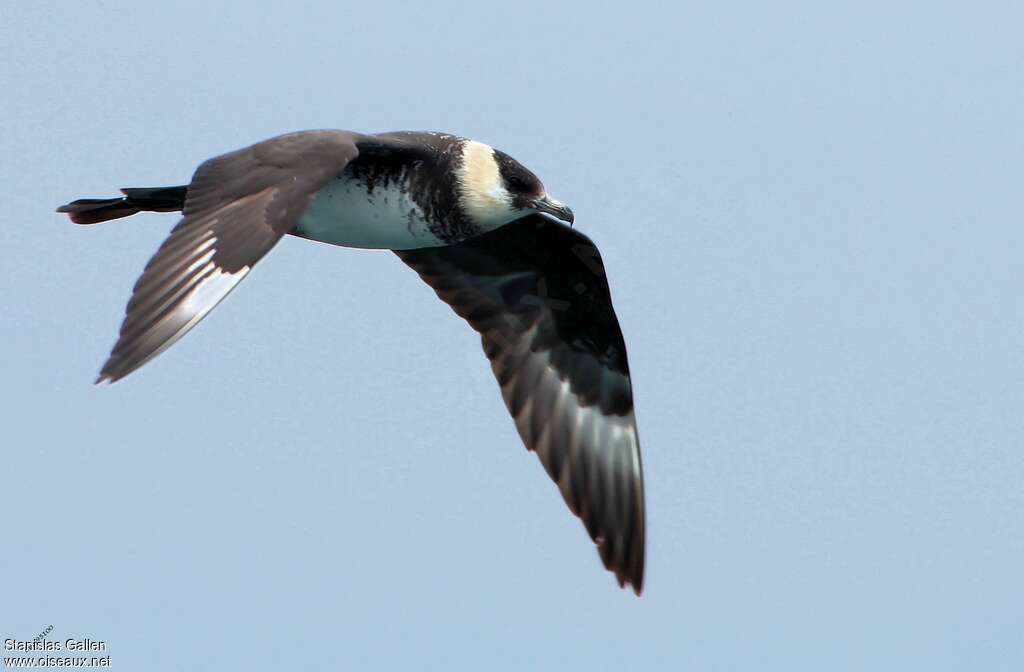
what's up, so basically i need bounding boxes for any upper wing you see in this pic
[396,215,646,593]
[94,131,361,383]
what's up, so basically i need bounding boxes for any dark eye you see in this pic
[495,150,541,195]
[507,175,530,191]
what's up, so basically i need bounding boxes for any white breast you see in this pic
[295,174,444,250]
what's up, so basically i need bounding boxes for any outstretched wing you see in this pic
[91,131,361,383]
[396,215,646,593]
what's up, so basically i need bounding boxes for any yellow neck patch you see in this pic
[458,140,516,228]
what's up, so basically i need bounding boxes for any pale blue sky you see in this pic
[2,2,1023,670]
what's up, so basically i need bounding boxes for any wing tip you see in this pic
[94,369,116,385]
[609,548,645,596]
[626,567,645,596]
[95,355,129,385]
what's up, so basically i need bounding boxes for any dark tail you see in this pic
[57,185,188,224]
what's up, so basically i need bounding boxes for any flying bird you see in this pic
[58,130,646,593]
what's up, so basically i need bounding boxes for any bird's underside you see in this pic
[57,129,646,593]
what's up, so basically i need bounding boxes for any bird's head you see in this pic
[457,140,574,230]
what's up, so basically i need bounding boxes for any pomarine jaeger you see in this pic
[58,130,646,594]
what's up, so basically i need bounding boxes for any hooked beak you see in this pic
[531,195,575,226]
